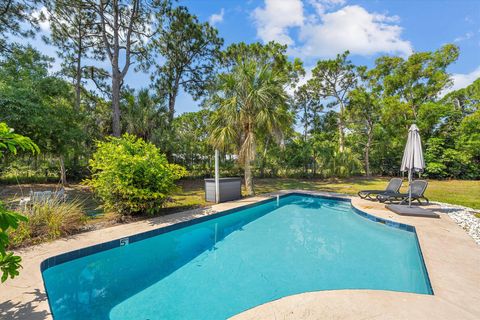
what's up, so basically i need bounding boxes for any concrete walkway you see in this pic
[1,190,479,319]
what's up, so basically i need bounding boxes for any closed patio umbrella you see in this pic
[400,124,425,207]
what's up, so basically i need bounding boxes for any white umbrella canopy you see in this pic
[400,124,425,207]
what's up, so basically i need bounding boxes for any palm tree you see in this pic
[122,89,168,143]
[209,59,291,196]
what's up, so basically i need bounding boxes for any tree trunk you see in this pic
[338,101,345,152]
[364,143,371,177]
[73,37,82,171]
[168,87,178,125]
[59,155,67,186]
[338,120,345,152]
[259,158,266,178]
[244,159,254,196]
[75,55,82,111]
[259,138,269,178]
[364,126,373,177]
[164,84,179,161]
[75,10,82,112]
[111,73,121,137]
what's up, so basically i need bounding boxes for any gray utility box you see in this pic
[204,177,242,203]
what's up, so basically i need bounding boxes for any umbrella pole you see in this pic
[408,169,412,207]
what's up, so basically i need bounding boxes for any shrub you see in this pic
[9,195,86,248]
[85,134,187,216]
[0,122,38,282]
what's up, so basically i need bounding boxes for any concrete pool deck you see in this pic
[1,190,479,319]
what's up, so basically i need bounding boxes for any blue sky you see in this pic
[27,0,480,115]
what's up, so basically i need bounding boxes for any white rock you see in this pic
[432,202,480,245]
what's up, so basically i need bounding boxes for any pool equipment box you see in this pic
[204,177,242,203]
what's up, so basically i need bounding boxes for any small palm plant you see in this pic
[209,58,291,195]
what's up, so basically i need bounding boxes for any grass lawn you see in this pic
[2,177,478,248]
[2,177,479,216]
[174,177,480,210]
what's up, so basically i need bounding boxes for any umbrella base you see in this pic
[386,204,439,218]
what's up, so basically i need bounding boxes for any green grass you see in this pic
[2,177,478,223]
[2,177,478,248]
[172,177,480,210]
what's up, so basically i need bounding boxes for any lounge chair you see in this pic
[357,178,403,201]
[377,180,429,205]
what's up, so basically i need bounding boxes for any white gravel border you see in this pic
[432,202,480,245]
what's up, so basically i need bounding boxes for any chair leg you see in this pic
[414,197,429,205]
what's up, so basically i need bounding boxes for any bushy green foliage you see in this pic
[0,203,28,282]
[0,122,38,282]
[0,123,39,156]
[10,195,86,248]
[86,134,186,215]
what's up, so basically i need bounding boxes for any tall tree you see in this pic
[86,0,167,136]
[347,67,382,177]
[373,44,459,121]
[0,45,82,184]
[209,43,298,195]
[149,6,223,124]
[294,85,323,175]
[43,0,99,111]
[0,0,38,52]
[307,51,357,152]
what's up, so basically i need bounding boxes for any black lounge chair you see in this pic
[358,178,403,201]
[377,180,429,205]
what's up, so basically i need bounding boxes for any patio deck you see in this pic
[1,190,479,320]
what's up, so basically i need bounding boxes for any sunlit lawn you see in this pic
[173,177,480,210]
[2,178,478,220]
[2,177,478,248]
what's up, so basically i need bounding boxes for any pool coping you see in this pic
[1,190,480,319]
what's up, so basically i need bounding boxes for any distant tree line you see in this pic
[0,0,479,192]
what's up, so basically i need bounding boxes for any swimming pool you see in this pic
[41,193,432,319]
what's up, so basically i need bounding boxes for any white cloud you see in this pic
[32,7,50,32]
[297,5,412,58]
[286,65,314,96]
[442,66,480,96]
[252,1,412,59]
[309,0,345,15]
[209,8,225,26]
[252,0,304,46]
[465,15,474,24]
[454,31,474,42]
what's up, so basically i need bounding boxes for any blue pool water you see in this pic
[42,194,432,320]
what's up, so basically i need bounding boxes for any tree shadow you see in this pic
[145,207,214,227]
[0,289,49,320]
[432,207,471,214]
